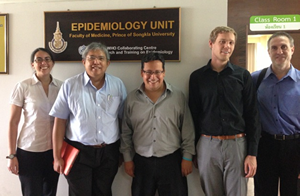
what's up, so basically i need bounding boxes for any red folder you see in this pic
[60,141,80,175]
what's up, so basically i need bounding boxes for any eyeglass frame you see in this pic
[86,55,107,62]
[142,70,165,76]
[34,57,52,63]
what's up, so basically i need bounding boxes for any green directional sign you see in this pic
[250,15,300,31]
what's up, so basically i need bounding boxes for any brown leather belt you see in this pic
[201,133,245,140]
[87,143,107,148]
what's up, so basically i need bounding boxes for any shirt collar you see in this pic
[83,71,90,86]
[31,74,39,85]
[31,74,58,86]
[203,59,234,72]
[265,64,298,82]
[287,65,298,82]
[83,71,108,87]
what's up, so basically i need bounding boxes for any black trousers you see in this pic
[17,148,59,196]
[254,132,300,196]
[65,139,120,196]
[132,149,187,196]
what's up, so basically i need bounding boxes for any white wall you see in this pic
[0,0,227,195]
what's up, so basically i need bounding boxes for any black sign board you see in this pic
[44,8,181,62]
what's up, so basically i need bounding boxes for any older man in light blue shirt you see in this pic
[51,72,125,145]
[50,42,127,196]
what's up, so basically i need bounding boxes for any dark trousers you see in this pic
[132,150,187,196]
[254,133,300,196]
[65,139,120,196]
[17,148,59,196]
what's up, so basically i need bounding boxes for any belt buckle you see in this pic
[274,134,285,140]
[92,143,106,148]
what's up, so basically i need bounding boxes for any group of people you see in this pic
[6,25,300,196]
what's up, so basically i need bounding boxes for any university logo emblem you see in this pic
[49,21,67,53]
[78,45,86,56]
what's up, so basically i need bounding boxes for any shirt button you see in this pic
[98,116,101,119]
[97,104,100,106]
[153,140,156,142]
[99,131,101,134]
[153,127,156,130]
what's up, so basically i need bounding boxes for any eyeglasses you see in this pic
[143,70,164,76]
[34,57,52,63]
[86,55,106,62]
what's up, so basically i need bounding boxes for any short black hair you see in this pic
[141,53,165,70]
[30,48,55,64]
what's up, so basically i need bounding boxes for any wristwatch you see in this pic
[6,154,16,159]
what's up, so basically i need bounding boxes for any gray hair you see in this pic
[267,32,294,49]
[81,42,110,61]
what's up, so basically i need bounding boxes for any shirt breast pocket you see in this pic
[106,96,121,117]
